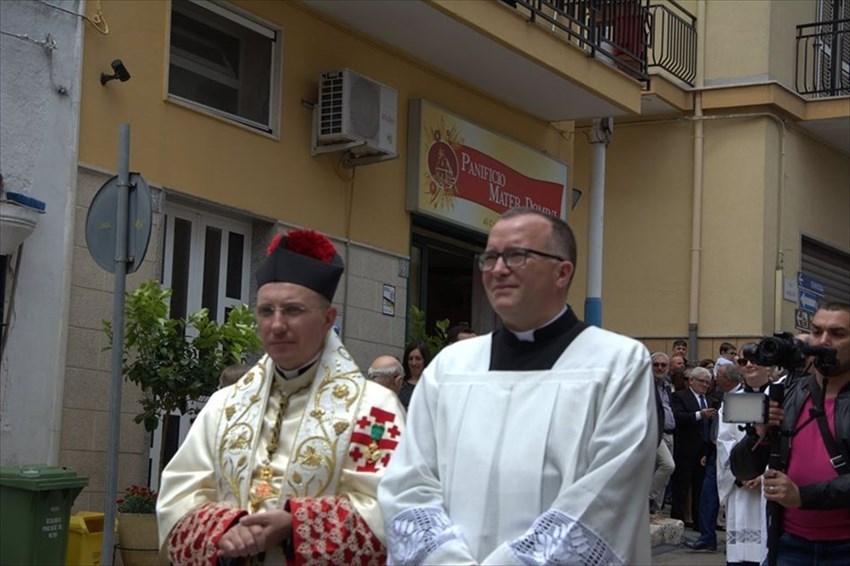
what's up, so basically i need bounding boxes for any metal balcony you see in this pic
[796,18,850,97]
[507,0,696,87]
[647,0,696,87]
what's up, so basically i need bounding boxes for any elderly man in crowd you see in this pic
[650,352,676,517]
[367,355,405,397]
[671,366,718,536]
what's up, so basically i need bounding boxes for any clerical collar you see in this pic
[744,382,769,393]
[276,352,320,380]
[508,306,568,343]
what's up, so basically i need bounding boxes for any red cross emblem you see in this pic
[349,406,401,472]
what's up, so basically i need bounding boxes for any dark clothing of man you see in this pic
[489,308,585,371]
[730,374,849,506]
[671,388,714,530]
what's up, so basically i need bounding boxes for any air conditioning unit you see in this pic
[313,68,398,163]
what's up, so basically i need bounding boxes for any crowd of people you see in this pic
[649,314,850,566]
[153,208,848,566]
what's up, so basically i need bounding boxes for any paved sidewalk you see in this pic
[653,526,726,565]
[650,505,727,566]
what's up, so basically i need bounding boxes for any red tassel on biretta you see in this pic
[284,230,337,263]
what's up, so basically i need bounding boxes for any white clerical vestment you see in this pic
[717,387,768,564]
[157,329,405,565]
[378,326,656,565]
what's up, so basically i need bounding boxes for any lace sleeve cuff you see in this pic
[506,509,622,566]
[166,502,246,566]
[385,507,463,565]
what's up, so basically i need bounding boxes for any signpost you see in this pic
[84,125,151,566]
[797,289,820,314]
[797,272,825,297]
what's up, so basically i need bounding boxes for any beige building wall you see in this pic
[79,0,572,257]
[769,0,818,88]
[573,119,695,337]
[574,111,848,359]
[704,0,772,85]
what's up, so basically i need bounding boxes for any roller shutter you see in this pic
[801,236,850,304]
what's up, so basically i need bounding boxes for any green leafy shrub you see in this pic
[407,304,451,356]
[103,280,263,475]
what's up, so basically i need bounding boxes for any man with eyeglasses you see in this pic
[650,352,676,517]
[379,208,657,565]
[670,367,719,539]
[157,229,405,565]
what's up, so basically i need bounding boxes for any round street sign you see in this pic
[85,173,152,274]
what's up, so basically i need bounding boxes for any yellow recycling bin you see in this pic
[66,512,106,565]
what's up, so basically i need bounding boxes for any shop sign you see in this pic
[406,100,568,234]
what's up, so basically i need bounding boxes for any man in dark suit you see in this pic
[670,367,718,537]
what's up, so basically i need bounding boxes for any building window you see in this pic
[168,0,281,133]
[150,202,253,487]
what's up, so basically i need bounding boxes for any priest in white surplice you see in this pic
[378,209,657,565]
[717,351,771,565]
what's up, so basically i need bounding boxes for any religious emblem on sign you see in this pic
[349,407,401,472]
[425,122,463,211]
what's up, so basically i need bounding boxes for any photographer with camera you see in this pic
[730,302,850,565]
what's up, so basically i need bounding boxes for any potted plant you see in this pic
[115,485,164,566]
[104,280,262,563]
[104,280,262,475]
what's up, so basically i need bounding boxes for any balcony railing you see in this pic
[502,0,696,87]
[796,18,850,97]
[647,0,696,86]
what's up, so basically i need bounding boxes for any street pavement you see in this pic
[653,524,726,565]
[650,501,727,566]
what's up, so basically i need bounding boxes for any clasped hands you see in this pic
[218,509,292,558]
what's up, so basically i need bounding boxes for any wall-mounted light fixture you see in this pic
[100,59,131,86]
[571,188,583,211]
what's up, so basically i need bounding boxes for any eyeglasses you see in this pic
[368,369,399,380]
[477,247,565,272]
[737,358,755,367]
[652,362,668,368]
[255,303,323,321]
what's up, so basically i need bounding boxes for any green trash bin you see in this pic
[0,465,88,565]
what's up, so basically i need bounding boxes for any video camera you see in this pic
[740,332,837,372]
[723,332,837,424]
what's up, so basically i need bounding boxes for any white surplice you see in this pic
[378,326,656,565]
[717,387,768,564]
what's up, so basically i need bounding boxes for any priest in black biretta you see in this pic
[256,229,344,299]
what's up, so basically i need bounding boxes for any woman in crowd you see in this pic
[398,341,430,410]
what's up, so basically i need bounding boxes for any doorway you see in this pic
[410,217,497,339]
